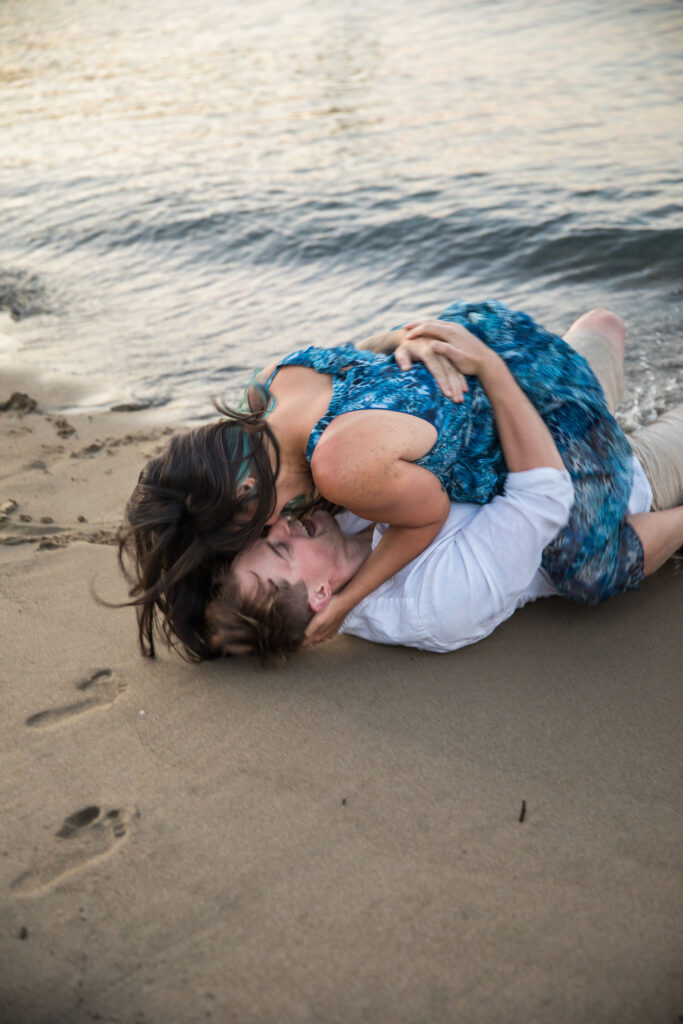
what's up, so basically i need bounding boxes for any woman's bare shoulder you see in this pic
[310,411,437,508]
[311,425,448,523]
[255,361,278,386]
[316,410,437,464]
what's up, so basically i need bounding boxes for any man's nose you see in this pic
[265,515,289,534]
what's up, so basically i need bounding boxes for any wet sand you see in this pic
[1,372,682,1024]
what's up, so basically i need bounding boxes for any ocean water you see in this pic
[1,0,682,428]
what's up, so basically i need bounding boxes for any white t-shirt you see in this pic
[340,460,652,653]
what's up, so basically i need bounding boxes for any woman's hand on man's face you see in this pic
[303,594,350,647]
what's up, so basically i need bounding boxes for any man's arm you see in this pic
[312,321,569,648]
[404,320,566,473]
[355,330,405,353]
[356,327,468,401]
[341,468,574,652]
[342,322,572,652]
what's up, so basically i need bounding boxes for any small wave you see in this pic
[261,206,683,295]
[24,176,683,301]
[516,227,683,287]
[104,197,682,294]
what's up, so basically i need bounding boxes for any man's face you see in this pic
[233,510,349,609]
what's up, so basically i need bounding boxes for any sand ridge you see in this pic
[0,390,172,556]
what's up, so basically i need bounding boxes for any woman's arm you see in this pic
[304,324,567,645]
[304,426,451,645]
[305,516,448,646]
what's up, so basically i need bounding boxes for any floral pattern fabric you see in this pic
[272,300,643,603]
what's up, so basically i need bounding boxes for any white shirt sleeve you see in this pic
[341,467,574,653]
[627,456,653,514]
[334,510,373,534]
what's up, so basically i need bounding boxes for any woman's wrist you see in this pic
[335,577,368,613]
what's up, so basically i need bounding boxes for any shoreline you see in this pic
[0,372,173,558]
[1,371,682,1023]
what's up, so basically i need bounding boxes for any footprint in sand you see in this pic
[11,807,128,897]
[25,669,126,729]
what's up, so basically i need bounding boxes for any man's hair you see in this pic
[116,394,281,662]
[205,564,314,664]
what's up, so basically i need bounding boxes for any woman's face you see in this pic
[236,432,315,527]
[234,475,306,533]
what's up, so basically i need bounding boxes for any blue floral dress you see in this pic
[270,300,643,603]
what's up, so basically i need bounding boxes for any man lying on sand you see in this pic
[206,310,683,659]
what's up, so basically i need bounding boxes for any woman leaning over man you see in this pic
[118,303,683,660]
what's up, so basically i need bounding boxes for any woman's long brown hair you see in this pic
[117,397,280,660]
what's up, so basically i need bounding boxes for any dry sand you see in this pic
[1,369,682,1024]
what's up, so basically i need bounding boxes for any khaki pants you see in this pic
[564,328,683,511]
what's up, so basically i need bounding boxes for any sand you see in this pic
[1,370,682,1024]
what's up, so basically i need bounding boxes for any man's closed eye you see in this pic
[267,541,290,560]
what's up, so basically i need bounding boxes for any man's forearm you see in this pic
[479,357,565,473]
[355,330,404,353]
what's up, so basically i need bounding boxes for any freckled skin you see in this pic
[257,352,454,642]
